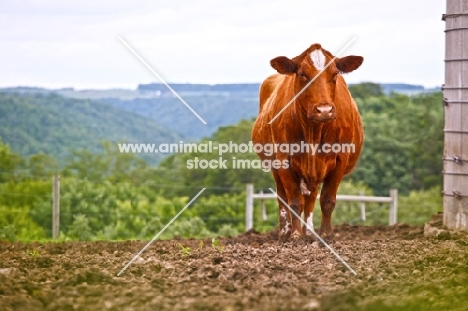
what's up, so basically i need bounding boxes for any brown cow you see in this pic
[252,43,364,242]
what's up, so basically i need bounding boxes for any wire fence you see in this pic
[0,170,398,243]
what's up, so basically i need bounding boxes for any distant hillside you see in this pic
[380,83,440,95]
[98,96,258,139]
[0,92,183,165]
[1,82,440,140]
[136,82,440,96]
[98,82,440,139]
[138,83,260,93]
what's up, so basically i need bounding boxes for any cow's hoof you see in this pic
[302,230,315,242]
[291,231,302,240]
[278,231,291,242]
[318,229,334,246]
[318,234,334,247]
[304,228,315,236]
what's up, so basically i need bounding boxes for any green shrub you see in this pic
[0,224,16,241]
[172,217,212,239]
[188,193,246,233]
[217,224,239,237]
[0,204,46,241]
[398,186,442,225]
[67,214,93,241]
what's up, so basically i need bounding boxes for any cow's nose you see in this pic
[308,103,337,122]
[316,105,333,113]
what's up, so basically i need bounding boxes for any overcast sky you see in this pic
[0,0,446,90]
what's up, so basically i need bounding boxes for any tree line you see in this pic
[0,84,443,241]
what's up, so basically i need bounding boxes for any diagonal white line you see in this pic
[268,37,356,124]
[118,36,207,125]
[117,188,206,276]
[269,188,357,276]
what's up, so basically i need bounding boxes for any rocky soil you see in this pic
[1,218,468,310]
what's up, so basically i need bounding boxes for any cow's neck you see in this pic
[290,103,326,184]
[295,103,324,144]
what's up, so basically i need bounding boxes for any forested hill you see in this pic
[98,95,258,139]
[97,83,439,139]
[2,83,439,140]
[0,92,183,165]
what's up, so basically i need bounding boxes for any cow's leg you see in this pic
[272,170,291,241]
[303,185,319,237]
[277,169,304,240]
[319,169,345,244]
[272,171,289,239]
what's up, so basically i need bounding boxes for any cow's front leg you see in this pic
[277,168,304,240]
[288,198,304,240]
[303,185,319,237]
[272,170,291,241]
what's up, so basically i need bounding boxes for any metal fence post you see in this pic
[246,184,254,231]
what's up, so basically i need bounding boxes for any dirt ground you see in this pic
[1,215,468,311]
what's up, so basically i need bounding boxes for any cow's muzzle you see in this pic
[308,104,337,122]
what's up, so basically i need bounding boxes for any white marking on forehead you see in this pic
[310,49,326,70]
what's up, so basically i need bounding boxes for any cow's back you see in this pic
[253,74,284,151]
[258,74,284,113]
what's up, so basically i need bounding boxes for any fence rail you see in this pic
[245,184,398,231]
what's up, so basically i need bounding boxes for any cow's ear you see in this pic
[336,56,363,73]
[270,56,297,74]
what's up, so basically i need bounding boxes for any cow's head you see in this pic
[270,44,363,123]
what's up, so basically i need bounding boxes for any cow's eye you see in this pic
[298,71,307,79]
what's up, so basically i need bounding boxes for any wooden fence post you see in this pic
[52,175,60,239]
[442,0,468,230]
[359,190,366,221]
[246,184,398,230]
[260,190,268,221]
[389,188,398,225]
[246,184,254,231]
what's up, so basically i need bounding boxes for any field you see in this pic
[1,215,468,311]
